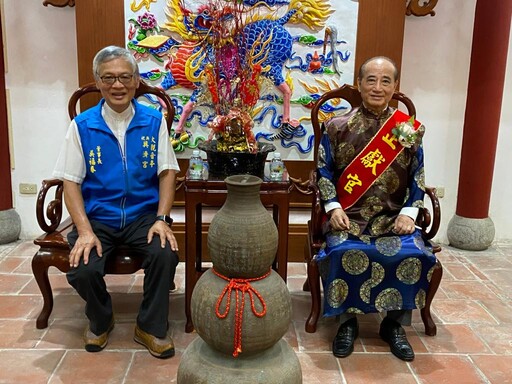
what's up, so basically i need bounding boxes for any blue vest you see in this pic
[76,99,162,229]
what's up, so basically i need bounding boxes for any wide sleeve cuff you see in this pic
[400,206,419,221]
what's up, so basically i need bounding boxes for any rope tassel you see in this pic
[213,267,271,357]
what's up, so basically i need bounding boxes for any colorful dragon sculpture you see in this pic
[159,0,334,140]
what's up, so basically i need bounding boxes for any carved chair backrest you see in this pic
[310,83,416,165]
[67,80,175,134]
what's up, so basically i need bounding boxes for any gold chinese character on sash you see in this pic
[382,133,397,150]
[344,173,362,194]
[361,149,385,176]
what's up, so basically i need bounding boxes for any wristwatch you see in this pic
[155,215,173,226]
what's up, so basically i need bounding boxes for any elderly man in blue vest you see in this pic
[316,56,437,361]
[53,46,180,358]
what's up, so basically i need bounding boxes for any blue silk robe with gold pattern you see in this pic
[316,105,437,317]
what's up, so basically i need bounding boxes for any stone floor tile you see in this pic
[0,350,65,383]
[442,263,479,281]
[296,352,344,384]
[409,355,489,383]
[442,280,498,301]
[0,272,32,294]
[338,354,417,384]
[0,256,26,273]
[125,350,181,384]
[0,294,42,318]
[416,324,490,353]
[433,299,499,325]
[471,354,512,384]
[0,319,46,348]
[471,324,512,354]
[49,350,132,384]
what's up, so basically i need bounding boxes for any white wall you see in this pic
[401,0,477,243]
[4,1,77,239]
[3,0,511,244]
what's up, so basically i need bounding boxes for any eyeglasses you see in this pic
[99,74,134,85]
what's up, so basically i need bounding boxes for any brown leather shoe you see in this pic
[83,318,115,352]
[134,325,175,359]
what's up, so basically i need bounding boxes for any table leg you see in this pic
[184,200,198,333]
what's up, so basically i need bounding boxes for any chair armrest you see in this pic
[36,178,64,233]
[417,186,441,240]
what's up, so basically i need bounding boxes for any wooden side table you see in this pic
[183,173,291,332]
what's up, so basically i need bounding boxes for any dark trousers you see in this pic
[339,310,412,326]
[67,213,179,338]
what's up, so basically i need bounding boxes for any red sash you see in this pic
[336,110,421,210]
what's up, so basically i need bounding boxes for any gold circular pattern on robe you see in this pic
[347,113,370,134]
[360,280,371,304]
[327,279,349,308]
[360,235,372,245]
[326,230,349,247]
[412,199,424,209]
[370,215,395,236]
[342,249,370,275]
[318,177,337,200]
[348,221,361,236]
[396,257,422,284]
[414,167,426,191]
[415,289,426,309]
[413,234,430,253]
[317,144,327,168]
[370,262,385,286]
[375,236,402,256]
[346,307,364,314]
[375,167,400,194]
[335,142,356,167]
[396,151,410,169]
[361,196,384,221]
[403,188,410,204]
[427,265,436,282]
[375,288,403,312]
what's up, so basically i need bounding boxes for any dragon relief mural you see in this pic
[126,0,357,156]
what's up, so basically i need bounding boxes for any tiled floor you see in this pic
[1,240,512,383]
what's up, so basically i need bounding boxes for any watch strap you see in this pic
[155,215,173,226]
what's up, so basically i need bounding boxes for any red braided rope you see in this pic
[213,267,271,357]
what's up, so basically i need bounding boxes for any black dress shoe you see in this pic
[379,317,415,361]
[332,317,359,358]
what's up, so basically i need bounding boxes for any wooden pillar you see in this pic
[74,0,125,110]
[0,8,12,211]
[447,0,512,250]
[354,0,407,84]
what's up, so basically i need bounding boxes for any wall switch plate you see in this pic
[19,183,37,195]
[436,187,445,198]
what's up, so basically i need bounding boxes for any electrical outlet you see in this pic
[19,183,37,195]
[436,187,445,198]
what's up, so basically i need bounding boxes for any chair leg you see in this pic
[31,248,71,329]
[303,242,310,292]
[305,259,321,333]
[421,259,443,336]
[31,250,54,329]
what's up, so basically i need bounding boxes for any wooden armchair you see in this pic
[303,84,443,335]
[32,80,176,329]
